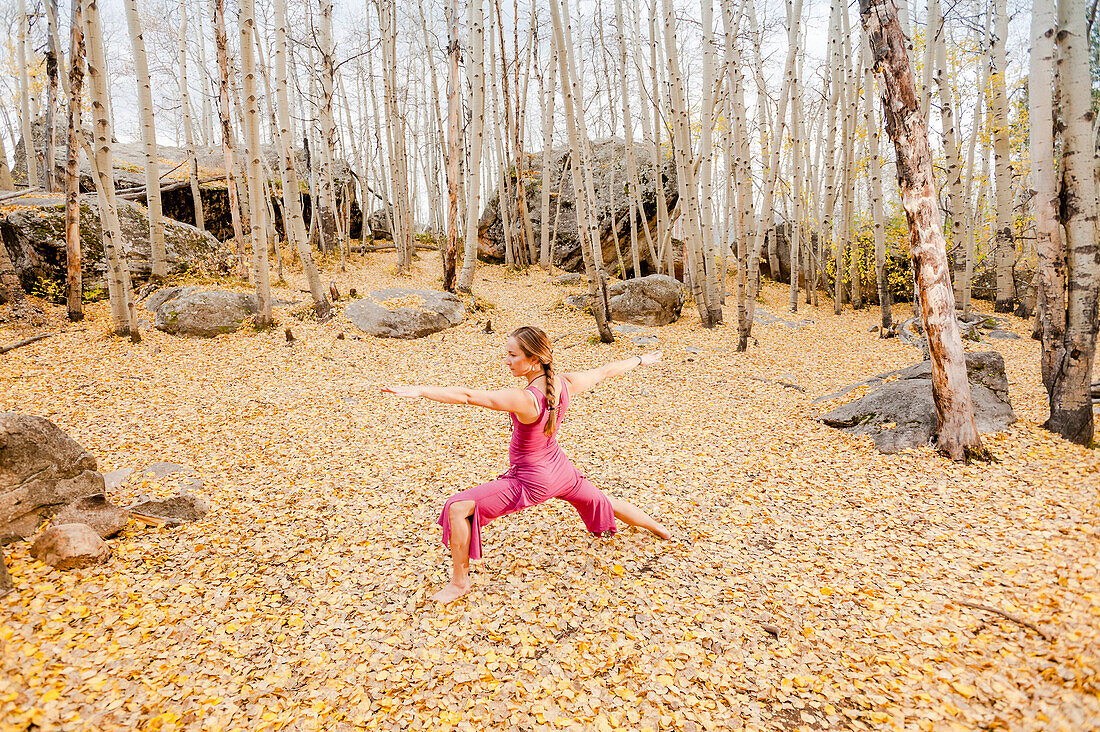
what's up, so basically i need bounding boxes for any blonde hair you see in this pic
[510,326,557,437]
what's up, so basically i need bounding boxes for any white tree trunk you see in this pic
[989,0,1015,312]
[239,0,271,327]
[457,0,486,292]
[17,0,38,187]
[178,0,204,232]
[123,0,167,280]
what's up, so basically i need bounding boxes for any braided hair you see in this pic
[510,326,558,437]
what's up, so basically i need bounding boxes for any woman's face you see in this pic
[505,336,539,377]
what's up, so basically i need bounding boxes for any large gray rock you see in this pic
[154,290,259,337]
[30,523,110,570]
[817,351,1016,453]
[607,275,685,326]
[52,495,129,539]
[365,206,396,241]
[477,140,678,273]
[565,275,685,327]
[347,288,466,339]
[0,194,235,300]
[1,413,104,544]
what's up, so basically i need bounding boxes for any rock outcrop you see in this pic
[0,193,235,300]
[477,140,678,274]
[52,495,129,539]
[816,351,1016,453]
[30,523,110,570]
[564,275,685,327]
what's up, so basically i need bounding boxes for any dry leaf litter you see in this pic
[1,253,1098,731]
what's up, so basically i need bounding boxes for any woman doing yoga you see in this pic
[382,325,670,603]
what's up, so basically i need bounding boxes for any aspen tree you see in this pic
[989,0,1015,312]
[615,0,641,278]
[719,0,753,349]
[123,0,167,280]
[859,0,987,461]
[85,0,139,339]
[538,51,557,270]
[696,0,722,322]
[316,0,340,258]
[240,0,272,327]
[443,0,461,290]
[0,136,13,190]
[274,0,330,319]
[929,0,965,304]
[212,0,249,281]
[844,18,862,310]
[787,0,803,313]
[1042,0,1100,445]
[457,0,487,292]
[549,0,614,341]
[64,0,84,321]
[179,0,204,232]
[863,37,890,330]
[43,0,60,193]
[17,0,38,187]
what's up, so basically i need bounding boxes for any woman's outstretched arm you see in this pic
[381,384,537,417]
[563,351,661,395]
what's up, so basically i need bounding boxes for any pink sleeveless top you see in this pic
[507,377,570,471]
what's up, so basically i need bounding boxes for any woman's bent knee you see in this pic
[447,499,476,522]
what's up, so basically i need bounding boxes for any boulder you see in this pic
[144,286,202,313]
[365,206,396,241]
[606,275,684,326]
[552,273,585,286]
[154,290,259,337]
[127,491,209,525]
[477,140,678,273]
[30,523,110,570]
[0,193,235,301]
[347,288,466,339]
[1,413,104,544]
[816,351,1016,453]
[52,495,129,539]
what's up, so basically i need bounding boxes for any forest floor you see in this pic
[1,252,1098,732]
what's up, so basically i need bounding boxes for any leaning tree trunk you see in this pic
[239,0,271,327]
[65,0,85,321]
[1045,0,1100,445]
[550,0,613,342]
[85,0,138,338]
[859,0,988,461]
[274,0,330,319]
[123,0,167,280]
[212,0,249,281]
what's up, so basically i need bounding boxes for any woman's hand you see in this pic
[381,385,423,398]
[638,351,662,366]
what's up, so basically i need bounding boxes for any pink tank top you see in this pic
[508,377,569,468]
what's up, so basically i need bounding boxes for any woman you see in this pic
[382,325,669,603]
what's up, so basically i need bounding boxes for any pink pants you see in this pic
[438,471,617,560]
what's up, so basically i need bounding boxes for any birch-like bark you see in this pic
[179,0,204,232]
[274,0,329,319]
[864,36,890,329]
[443,0,461,290]
[43,1,59,192]
[538,55,557,270]
[787,0,803,313]
[85,0,138,338]
[1047,0,1099,445]
[929,0,965,305]
[17,0,38,186]
[457,0,486,291]
[123,0,167,280]
[240,0,271,327]
[550,0,614,341]
[212,0,249,281]
[64,0,85,320]
[860,0,987,461]
[989,0,1015,312]
[1031,0,1063,397]
[316,0,340,258]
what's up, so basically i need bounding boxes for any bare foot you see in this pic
[430,580,471,604]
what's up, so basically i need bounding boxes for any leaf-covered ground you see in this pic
[2,254,1098,731]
